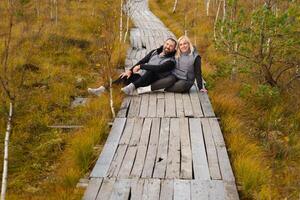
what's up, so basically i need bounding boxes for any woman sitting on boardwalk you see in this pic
[137,35,207,94]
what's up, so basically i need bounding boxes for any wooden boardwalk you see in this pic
[83,0,239,199]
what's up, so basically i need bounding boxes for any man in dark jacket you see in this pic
[88,38,177,95]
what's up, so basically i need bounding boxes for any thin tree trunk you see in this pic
[123,14,129,43]
[172,0,178,13]
[206,0,211,16]
[55,0,58,25]
[214,0,222,42]
[50,0,54,20]
[109,78,115,118]
[1,102,13,200]
[119,0,123,42]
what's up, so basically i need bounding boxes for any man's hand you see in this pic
[120,70,132,79]
[132,65,141,73]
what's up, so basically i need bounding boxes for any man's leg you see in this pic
[165,80,193,93]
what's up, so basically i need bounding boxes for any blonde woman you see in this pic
[138,35,207,93]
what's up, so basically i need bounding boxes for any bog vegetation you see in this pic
[0,0,127,199]
[0,0,299,199]
[149,0,299,199]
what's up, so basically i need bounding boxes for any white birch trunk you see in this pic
[214,0,222,42]
[109,78,116,118]
[1,102,13,200]
[50,0,54,20]
[206,0,211,16]
[172,0,178,13]
[222,0,226,21]
[119,0,123,42]
[231,43,238,80]
[123,14,129,43]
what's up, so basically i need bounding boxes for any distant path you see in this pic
[83,0,239,199]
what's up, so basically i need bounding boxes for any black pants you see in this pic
[151,74,193,93]
[112,71,160,88]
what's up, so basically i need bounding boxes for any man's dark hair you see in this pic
[166,37,177,47]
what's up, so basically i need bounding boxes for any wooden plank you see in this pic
[189,118,210,180]
[156,92,165,117]
[107,145,127,177]
[142,118,160,178]
[175,93,184,117]
[153,118,170,178]
[129,118,144,146]
[142,179,161,200]
[224,181,239,200]
[91,118,126,178]
[96,178,116,200]
[160,180,174,200]
[201,118,222,180]
[166,118,180,179]
[131,179,145,200]
[117,146,137,178]
[82,178,103,200]
[182,93,194,117]
[174,180,191,200]
[117,96,131,117]
[180,118,193,179]
[209,180,225,200]
[199,92,215,117]
[209,118,235,182]
[165,92,176,117]
[189,86,204,117]
[131,118,152,177]
[139,93,149,117]
[109,179,131,200]
[119,118,135,145]
[128,96,142,118]
[191,180,210,200]
[118,118,143,178]
[147,93,157,117]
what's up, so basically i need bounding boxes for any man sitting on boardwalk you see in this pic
[88,38,177,95]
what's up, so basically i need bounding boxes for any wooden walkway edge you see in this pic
[83,0,239,199]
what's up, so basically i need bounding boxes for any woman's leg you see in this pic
[165,80,193,93]
[151,75,177,91]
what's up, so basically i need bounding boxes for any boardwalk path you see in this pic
[83,0,239,199]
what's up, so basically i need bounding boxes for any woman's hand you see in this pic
[120,70,132,79]
[132,65,141,73]
[200,88,207,93]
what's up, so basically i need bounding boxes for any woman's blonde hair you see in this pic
[175,35,194,58]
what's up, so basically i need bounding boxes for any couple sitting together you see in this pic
[88,35,207,96]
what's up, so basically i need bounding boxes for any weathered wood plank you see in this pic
[109,179,131,200]
[160,180,174,200]
[131,118,152,177]
[142,118,160,178]
[131,179,145,200]
[153,118,170,178]
[117,96,131,118]
[165,92,176,117]
[201,118,222,180]
[119,118,134,145]
[139,93,149,117]
[95,178,116,200]
[209,180,225,200]
[191,180,210,200]
[189,118,210,180]
[224,181,240,200]
[129,118,144,146]
[174,180,191,200]
[175,93,184,117]
[166,118,180,179]
[189,85,204,117]
[182,93,194,117]
[156,92,165,117]
[142,179,161,200]
[107,145,127,177]
[128,96,142,118]
[199,92,215,117]
[209,118,235,182]
[82,178,103,200]
[90,118,126,178]
[180,118,193,179]
[147,93,157,117]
